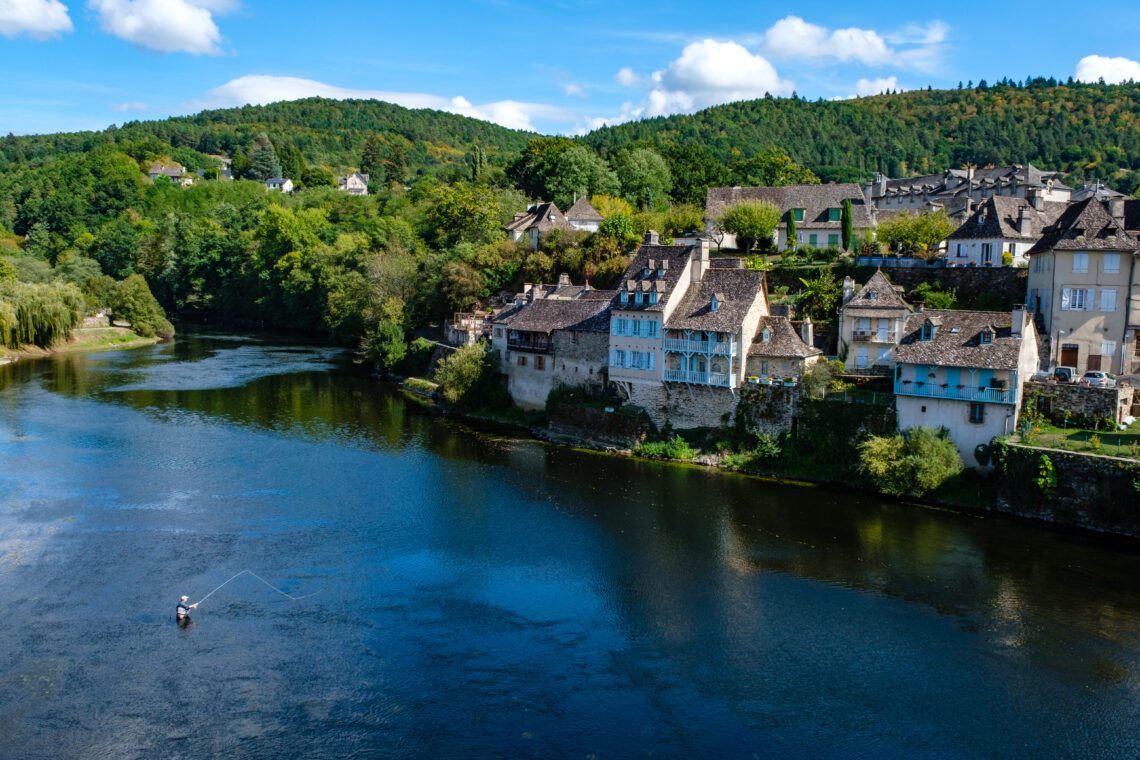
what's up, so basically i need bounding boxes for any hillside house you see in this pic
[505,202,572,249]
[894,306,1038,469]
[837,271,912,373]
[338,172,369,196]
[867,164,1071,218]
[265,178,294,193]
[705,183,874,251]
[148,165,192,187]
[565,196,604,233]
[747,316,822,380]
[946,194,1067,267]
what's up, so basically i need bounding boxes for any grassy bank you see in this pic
[0,327,158,361]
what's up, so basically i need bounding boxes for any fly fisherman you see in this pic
[176,595,198,620]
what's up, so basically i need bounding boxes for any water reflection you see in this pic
[0,328,1138,759]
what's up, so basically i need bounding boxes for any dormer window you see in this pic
[980,330,993,344]
[977,214,984,226]
[657,266,664,278]
[761,328,771,342]
[648,291,658,305]
[827,207,841,222]
[920,323,934,341]
[620,291,628,305]
[710,296,719,312]
[634,291,644,305]
[792,208,805,222]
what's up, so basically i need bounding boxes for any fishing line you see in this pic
[194,569,320,607]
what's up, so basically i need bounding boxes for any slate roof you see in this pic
[1026,198,1138,255]
[565,196,603,223]
[1071,182,1125,203]
[664,267,766,332]
[843,270,911,311]
[749,316,822,359]
[505,202,572,234]
[149,165,184,178]
[948,196,1068,241]
[497,298,611,334]
[895,309,1026,370]
[873,164,1068,200]
[705,183,874,229]
[579,289,618,302]
[613,243,695,313]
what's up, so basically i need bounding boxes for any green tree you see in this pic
[859,426,964,497]
[613,147,672,209]
[466,145,488,183]
[798,270,842,321]
[360,133,384,179]
[877,211,956,257]
[385,141,406,187]
[425,183,503,247]
[433,342,500,409]
[246,132,283,180]
[731,148,819,186]
[785,209,797,249]
[440,261,484,312]
[841,198,854,251]
[717,200,781,253]
[545,146,619,209]
[111,274,174,338]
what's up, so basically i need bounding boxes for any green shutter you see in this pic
[793,208,805,222]
[828,207,841,222]
[828,233,839,247]
[808,233,818,246]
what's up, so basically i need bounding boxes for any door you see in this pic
[877,319,888,342]
[856,345,868,368]
[1087,354,1101,371]
[1060,344,1078,368]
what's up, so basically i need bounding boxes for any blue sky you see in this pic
[2,0,1139,136]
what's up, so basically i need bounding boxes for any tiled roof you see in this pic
[844,270,910,311]
[1026,198,1138,255]
[498,298,611,334]
[613,243,695,313]
[705,183,874,229]
[895,309,1026,370]
[1071,182,1124,202]
[505,202,572,234]
[579,289,618,302]
[948,196,1068,241]
[565,196,603,223]
[664,268,766,332]
[748,316,822,359]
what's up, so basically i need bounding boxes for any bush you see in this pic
[859,426,964,497]
[635,434,696,459]
[112,274,174,338]
[432,343,509,410]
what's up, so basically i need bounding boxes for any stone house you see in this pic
[505,202,572,249]
[747,316,823,380]
[338,172,369,195]
[1026,198,1139,374]
[705,183,874,251]
[565,196,603,233]
[837,270,912,373]
[946,194,1068,267]
[867,164,1072,219]
[148,164,192,187]
[265,177,294,193]
[894,306,1038,469]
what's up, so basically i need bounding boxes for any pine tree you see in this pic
[360,134,384,179]
[785,208,797,250]
[841,198,854,251]
[246,132,282,181]
[385,141,406,187]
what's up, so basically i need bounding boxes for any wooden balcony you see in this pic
[663,338,737,356]
[663,369,734,388]
[894,381,1015,404]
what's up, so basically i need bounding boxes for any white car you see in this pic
[1079,371,1115,387]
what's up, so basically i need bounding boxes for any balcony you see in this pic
[851,331,896,343]
[894,381,1015,404]
[453,313,491,332]
[508,338,552,354]
[663,369,734,388]
[663,338,738,356]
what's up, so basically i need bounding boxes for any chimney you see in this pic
[915,302,924,314]
[877,173,887,196]
[558,272,570,287]
[842,276,855,305]
[1109,198,1125,224]
[692,237,711,282]
[862,179,874,206]
[1011,305,1026,338]
[644,230,660,245]
[967,165,975,184]
[801,316,814,348]
[1028,188,1045,211]
[1017,207,1032,236]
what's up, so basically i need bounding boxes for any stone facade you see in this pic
[884,267,1028,308]
[551,330,609,391]
[1022,381,1135,427]
[626,382,739,429]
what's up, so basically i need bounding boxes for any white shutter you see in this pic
[1102,340,1116,357]
[1101,289,1117,312]
[1061,288,1071,310]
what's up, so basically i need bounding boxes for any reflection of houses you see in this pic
[1026,198,1139,374]
[265,177,294,193]
[837,271,912,373]
[894,306,1038,469]
[867,164,1071,220]
[705,183,874,251]
[565,196,603,233]
[946,195,1067,267]
[505,202,572,249]
[747,316,823,380]
[490,295,612,409]
[338,171,369,195]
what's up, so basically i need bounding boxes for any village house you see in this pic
[265,177,294,193]
[866,164,1072,220]
[837,271,912,373]
[1026,198,1139,374]
[946,194,1069,267]
[706,183,874,251]
[338,172,369,196]
[894,305,1038,469]
[148,164,193,187]
[747,316,822,380]
[564,196,604,233]
[505,202,572,249]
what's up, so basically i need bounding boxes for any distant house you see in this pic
[946,195,1067,267]
[505,202,572,249]
[148,164,192,187]
[705,183,874,251]
[893,306,1038,469]
[265,178,294,193]
[338,172,369,196]
[866,164,1072,220]
[747,316,823,380]
[837,271,913,373]
[565,196,604,233]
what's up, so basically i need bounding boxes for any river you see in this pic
[0,329,1138,759]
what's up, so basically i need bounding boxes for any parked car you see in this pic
[1053,367,1075,383]
[1079,371,1116,387]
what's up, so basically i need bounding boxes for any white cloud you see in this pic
[615,67,641,87]
[113,100,148,112]
[843,76,902,99]
[641,39,794,117]
[562,82,586,98]
[761,15,946,71]
[88,0,223,55]
[1075,55,1140,84]
[189,75,578,132]
[0,0,73,39]
[886,21,947,45]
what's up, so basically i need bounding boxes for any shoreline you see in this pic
[0,327,160,363]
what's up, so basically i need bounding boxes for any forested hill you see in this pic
[0,97,534,179]
[582,79,1140,192]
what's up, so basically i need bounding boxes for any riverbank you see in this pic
[0,327,158,363]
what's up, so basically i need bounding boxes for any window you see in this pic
[980,330,993,344]
[921,323,934,341]
[877,347,891,363]
[1101,289,1117,312]
[809,233,818,246]
[517,355,527,367]
[969,403,985,424]
[1073,252,1088,273]
[856,345,868,368]
[620,291,628,305]
[957,243,964,258]
[828,233,840,247]
[634,291,643,305]
[828,207,841,222]
[710,296,719,312]
[1102,340,1117,358]
[631,320,641,337]
[494,328,503,337]
[1104,253,1120,274]
[981,243,993,264]
[1061,288,1089,311]
[761,328,771,342]
[534,356,544,370]
[792,208,805,222]
[647,321,659,338]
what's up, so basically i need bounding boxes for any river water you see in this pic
[0,330,1138,759]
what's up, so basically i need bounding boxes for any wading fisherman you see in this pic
[176,595,198,620]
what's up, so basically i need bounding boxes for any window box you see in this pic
[760,377,772,385]
[783,378,797,387]
[916,381,925,386]
[747,376,759,384]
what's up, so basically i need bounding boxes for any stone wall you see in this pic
[885,267,1027,308]
[992,441,1140,537]
[625,382,739,429]
[734,384,799,437]
[551,330,608,391]
[1023,381,1135,426]
[547,404,652,447]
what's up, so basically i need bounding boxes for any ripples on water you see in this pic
[0,329,1138,759]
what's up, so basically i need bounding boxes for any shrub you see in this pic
[635,434,696,460]
[432,343,510,410]
[111,274,174,339]
[859,426,964,497]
